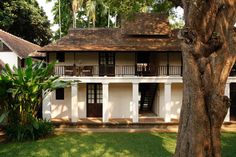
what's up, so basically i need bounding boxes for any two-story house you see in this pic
[0,29,44,69]
[39,13,235,123]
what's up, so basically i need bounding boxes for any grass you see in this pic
[0,132,235,157]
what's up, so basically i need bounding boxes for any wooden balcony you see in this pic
[54,64,183,77]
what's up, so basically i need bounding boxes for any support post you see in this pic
[42,90,52,121]
[132,83,139,123]
[102,83,109,123]
[224,83,230,122]
[164,83,172,122]
[71,83,78,122]
[167,52,170,76]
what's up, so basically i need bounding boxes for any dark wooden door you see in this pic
[99,52,115,76]
[230,83,236,121]
[87,84,103,117]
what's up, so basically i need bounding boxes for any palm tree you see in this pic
[86,0,96,27]
[72,0,84,28]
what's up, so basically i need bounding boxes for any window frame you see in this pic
[56,52,65,62]
[55,88,64,100]
[87,84,102,104]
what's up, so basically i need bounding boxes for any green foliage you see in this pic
[48,0,110,39]
[48,0,180,39]
[4,119,54,142]
[0,58,69,141]
[50,0,73,39]
[0,132,235,156]
[0,0,52,46]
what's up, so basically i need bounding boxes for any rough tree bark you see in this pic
[173,0,236,157]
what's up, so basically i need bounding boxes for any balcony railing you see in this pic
[54,64,183,77]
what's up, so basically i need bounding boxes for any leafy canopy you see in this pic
[48,0,183,39]
[0,0,52,46]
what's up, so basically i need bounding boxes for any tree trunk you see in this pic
[174,1,236,157]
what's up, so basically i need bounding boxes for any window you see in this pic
[99,52,115,65]
[87,84,102,104]
[56,52,65,62]
[56,88,64,100]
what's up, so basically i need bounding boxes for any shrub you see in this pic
[4,118,54,142]
[0,58,69,141]
[34,119,54,139]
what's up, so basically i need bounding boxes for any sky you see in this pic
[36,0,58,31]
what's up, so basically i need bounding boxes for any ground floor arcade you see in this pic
[42,77,236,123]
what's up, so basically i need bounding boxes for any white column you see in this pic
[224,83,230,122]
[42,90,52,121]
[71,83,79,122]
[102,83,109,123]
[164,83,172,122]
[132,83,139,123]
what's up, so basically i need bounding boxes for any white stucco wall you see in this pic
[50,82,183,120]
[108,83,133,118]
[50,84,86,119]
[152,86,160,116]
[170,83,183,119]
[159,83,183,119]
[78,84,87,118]
[158,84,165,118]
[51,87,71,119]
[51,83,133,119]
[0,51,18,69]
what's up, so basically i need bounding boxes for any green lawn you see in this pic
[0,132,236,157]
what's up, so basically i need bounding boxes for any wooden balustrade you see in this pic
[54,65,183,77]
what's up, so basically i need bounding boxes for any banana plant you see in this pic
[0,58,70,125]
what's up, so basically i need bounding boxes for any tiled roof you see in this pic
[0,29,43,58]
[40,29,181,52]
[121,13,171,35]
[39,14,181,52]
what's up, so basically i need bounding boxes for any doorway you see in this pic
[87,84,103,117]
[139,83,158,115]
[230,83,236,121]
[99,52,115,76]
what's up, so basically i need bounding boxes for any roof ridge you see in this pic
[69,28,120,31]
[0,29,40,48]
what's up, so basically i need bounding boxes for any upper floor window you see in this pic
[56,52,65,62]
[0,41,11,51]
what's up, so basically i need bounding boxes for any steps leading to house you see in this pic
[52,119,236,132]
[52,117,178,129]
[139,83,158,112]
